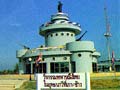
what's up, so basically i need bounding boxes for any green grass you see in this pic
[16,81,36,90]
[91,79,120,90]
[16,79,120,90]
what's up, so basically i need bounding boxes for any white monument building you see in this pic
[16,2,100,74]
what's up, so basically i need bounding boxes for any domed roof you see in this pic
[39,12,81,36]
[39,1,81,36]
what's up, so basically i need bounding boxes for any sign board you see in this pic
[36,73,90,90]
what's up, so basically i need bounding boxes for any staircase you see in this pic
[0,84,15,90]
[0,80,27,90]
[0,74,32,90]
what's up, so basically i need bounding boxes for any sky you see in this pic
[0,0,119,70]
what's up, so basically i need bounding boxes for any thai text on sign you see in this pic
[36,73,89,90]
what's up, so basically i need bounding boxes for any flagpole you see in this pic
[112,51,116,78]
[35,53,42,73]
[114,66,116,79]
[113,62,116,79]
[42,62,43,73]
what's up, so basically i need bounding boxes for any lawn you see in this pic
[91,79,120,90]
[16,81,36,90]
[16,78,120,90]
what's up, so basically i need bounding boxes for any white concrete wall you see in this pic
[45,31,75,47]
[71,52,93,73]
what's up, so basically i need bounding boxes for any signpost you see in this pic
[36,73,90,90]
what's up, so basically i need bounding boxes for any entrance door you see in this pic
[92,63,97,72]
[26,64,30,74]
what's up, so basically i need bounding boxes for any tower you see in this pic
[104,6,112,71]
[39,2,81,47]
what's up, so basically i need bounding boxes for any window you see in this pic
[60,21,65,23]
[51,34,53,37]
[61,33,64,36]
[78,53,82,57]
[53,57,55,60]
[37,63,46,73]
[26,64,30,74]
[67,33,69,36]
[19,59,21,62]
[56,33,58,36]
[63,57,67,60]
[72,61,76,73]
[42,58,45,61]
[50,62,69,73]
[71,34,74,36]
[92,63,97,72]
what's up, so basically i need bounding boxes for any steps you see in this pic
[0,74,34,80]
[0,84,15,90]
[0,74,34,89]
[0,80,27,89]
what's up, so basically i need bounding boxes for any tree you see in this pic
[14,63,19,74]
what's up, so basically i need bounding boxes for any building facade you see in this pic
[16,4,100,74]
[98,59,120,72]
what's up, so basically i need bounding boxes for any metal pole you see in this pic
[69,61,72,73]
[29,62,32,81]
[107,37,111,71]
[42,63,43,73]
[28,58,32,81]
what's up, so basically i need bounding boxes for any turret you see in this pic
[39,2,81,47]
